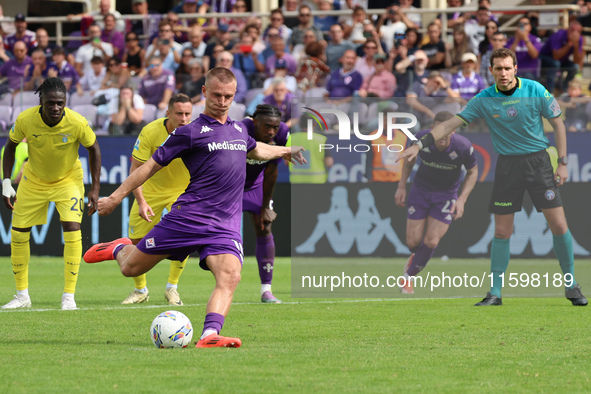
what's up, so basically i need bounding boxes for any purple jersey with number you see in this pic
[243,118,289,191]
[412,129,477,197]
[407,130,477,224]
[151,113,257,237]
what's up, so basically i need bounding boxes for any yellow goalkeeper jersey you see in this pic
[131,118,190,196]
[10,106,96,184]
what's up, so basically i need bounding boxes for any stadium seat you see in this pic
[191,104,204,121]
[129,76,142,89]
[245,88,264,104]
[433,102,461,116]
[142,104,158,123]
[13,91,39,110]
[69,91,95,106]
[366,101,399,123]
[357,102,369,123]
[0,105,12,133]
[295,89,305,103]
[336,102,351,113]
[336,102,369,127]
[95,114,109,132]
[12,92,40,124]
[71,105,97,129]
[304,87,328,100]
[0,93,12,107]
[10,108,24,125]
[228,102,245,120]
[155,107,167,120]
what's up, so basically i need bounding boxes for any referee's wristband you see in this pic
[416,132,435,150]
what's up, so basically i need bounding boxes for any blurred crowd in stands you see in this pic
[0,0,589,134]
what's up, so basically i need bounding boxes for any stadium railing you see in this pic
[0,4,584,48]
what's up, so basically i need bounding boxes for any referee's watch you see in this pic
[558,156,568,166]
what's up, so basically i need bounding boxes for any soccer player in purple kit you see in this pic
[84,68,306,348]
[395,111,479,294]
[242,104,289,304]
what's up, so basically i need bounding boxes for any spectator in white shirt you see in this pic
[181,25,207,61]
[74,23,114,78]
[76,56,106,95]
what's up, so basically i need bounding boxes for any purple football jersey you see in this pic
[243,118,289,191]
[5,31,37,52]
[152,113,257,237]
[139,69,175,106]
[412,129,477,195]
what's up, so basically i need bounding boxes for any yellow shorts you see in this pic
[128,191,183,239]
[12,175,85,228]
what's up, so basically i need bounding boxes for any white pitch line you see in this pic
[0,294,564,313]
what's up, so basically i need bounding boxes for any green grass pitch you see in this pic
[0,256,590,393]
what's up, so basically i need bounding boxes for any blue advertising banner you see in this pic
[2,132,589,184]
[0,132,589,257]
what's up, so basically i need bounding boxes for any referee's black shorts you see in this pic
[489,149,562,214]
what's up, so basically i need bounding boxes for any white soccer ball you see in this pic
[150,310,194,348]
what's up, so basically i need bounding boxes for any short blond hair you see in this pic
[205,67,237,85]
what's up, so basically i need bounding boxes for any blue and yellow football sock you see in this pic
[63,230,82,294]
[11,229,30,292]
[553,230,575,289]
[490,237,510,297]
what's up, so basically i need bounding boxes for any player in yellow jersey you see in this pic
[1,77,101,310]
[121,93,193,305]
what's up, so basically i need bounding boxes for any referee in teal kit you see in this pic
[398,48,587,306]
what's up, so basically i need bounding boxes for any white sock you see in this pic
[135,287,148,294]
[166,283,177,290]
[201,329,218,340]
[17,289,29,297]
[261,284,272,296]
[62,292,75,298]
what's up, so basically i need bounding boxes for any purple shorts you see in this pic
[407,186,457,225]
[136,220,244,270]
[242,186,263,214]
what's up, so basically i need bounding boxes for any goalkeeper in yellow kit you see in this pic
[1,77,101,310]
[121,93,193,305]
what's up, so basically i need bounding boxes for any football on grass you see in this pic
[150,311,193,348]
